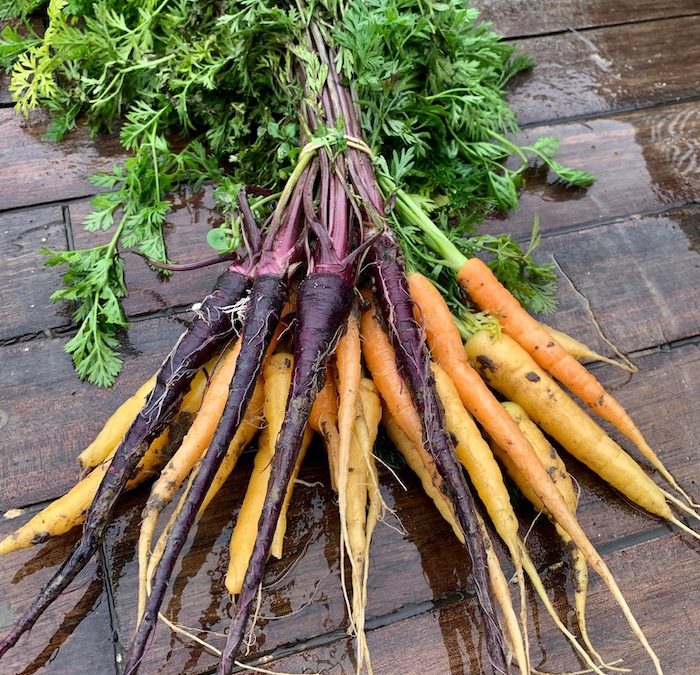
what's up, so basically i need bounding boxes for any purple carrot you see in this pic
[220,269,355,674]
[120,167,312,675]
[0,263,252,659]
[369,232,507,673]
[315,36,506,667]
[216,133,369,672]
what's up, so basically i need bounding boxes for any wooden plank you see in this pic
[533,207,700,355]
[0,513,116,675]
[508,16,700,125]
[0,204,70,341]
[482,102,700,237]
[0,315,186,510]
[0,109,123,211]
[478,1,700,38]
[69,188,228,319]
[265,533,700,674]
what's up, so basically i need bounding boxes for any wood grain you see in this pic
[478,1,700,38]
[265,533,700,675]
[0,315,187,510]
[508,16,700,125]
[0,109,123,212]
[0,515,116,675]
[534,206,700,354]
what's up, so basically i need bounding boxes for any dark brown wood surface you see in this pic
[478,1,700,37]
[1,3,699,675]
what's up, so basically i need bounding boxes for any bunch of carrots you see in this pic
[2,16,699,675]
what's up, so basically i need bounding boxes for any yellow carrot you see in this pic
[226,353,311,595]
[459,257,688,505]
[433,364,605,674]
[541,323,636,373]
[0,428,170,556]
[382,407,530,674]
[466,331,697,532]
[78,375,157,468]
[492,402,622,671]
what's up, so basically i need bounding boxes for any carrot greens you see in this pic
[1,0,587,385]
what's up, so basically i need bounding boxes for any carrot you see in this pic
[360,301,446,505]
[124,166,306,671]
[0,428,169,556]
[77,375,157,468]
[143,386,264,618]
[136,342,243,617]
[368,234,506,673]
[268,356,313,560]
[219,267,356,672]
[541,324,636,373]
[333,308,364,656]
[406,271,662,673]
[308,375,340,490]
[225,363,311,595]
[466,330,700,540]
[458,256,691,504]
[433,363,606,674]
[346,378,382,674]
[492,402,624,671]
[382,408,530,674]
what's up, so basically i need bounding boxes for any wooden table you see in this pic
[1,2,699,673]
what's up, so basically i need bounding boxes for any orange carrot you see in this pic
[137,343,242,618]
[407,271,662,673]
[309,375,340,490]
[457,257,690,504]
[497,402,627,671]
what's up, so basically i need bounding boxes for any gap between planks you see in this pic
[502,10,700,43]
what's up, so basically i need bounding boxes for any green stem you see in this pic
[250,191,281,212]
[486,128,528,164]
[378,175,466,272]
[269,140,322,224]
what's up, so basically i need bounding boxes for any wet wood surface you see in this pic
[479,1,700,37]
[1,3,699,675]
